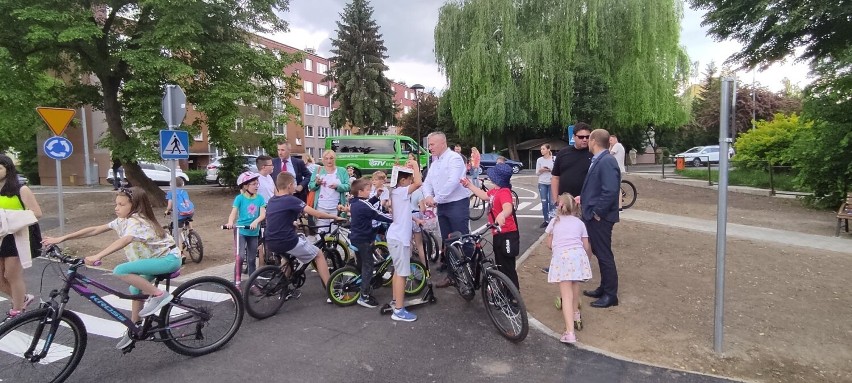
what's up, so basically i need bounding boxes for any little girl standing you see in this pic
[226,172,266,277]
[545,193,593,344]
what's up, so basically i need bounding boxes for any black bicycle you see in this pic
[0,245,244,383]
[621,179,637,209]
[164,215,203,263]
[469,177,521,221]
[445,224,529,342]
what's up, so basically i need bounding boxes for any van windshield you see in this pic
[331,139,396,154]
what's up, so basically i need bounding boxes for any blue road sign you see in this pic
[160,130,190,160]
[567,124,575,145]
[44,136,73,160]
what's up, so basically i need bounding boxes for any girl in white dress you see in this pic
[545,193,593,344]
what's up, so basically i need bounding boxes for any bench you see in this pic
[836,192,852,237]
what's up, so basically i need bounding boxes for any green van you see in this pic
[325,135,428,178]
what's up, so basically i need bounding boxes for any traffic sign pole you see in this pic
[161,85,187,246]
[37,107,76,235]
[55,160,64,234]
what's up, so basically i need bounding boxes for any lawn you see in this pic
[675,166,807,192]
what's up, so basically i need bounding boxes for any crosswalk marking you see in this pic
[0,330,75,364]
[516,202,531,211]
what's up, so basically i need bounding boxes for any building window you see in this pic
[194,131,203,141]
[316,62,328,74]
[295,138,302,146]
[404,106,410,114]
[344,129,351,135]
[318,106,330,117]
[274,120,286,135]
[307,147,314,156]
[305,104,315,115]
[304,81,313,94]
[404,90,409,99]
[305,58,312,71]
[317,84,328,96]
[234,119,244,130]
[305,125,314,137]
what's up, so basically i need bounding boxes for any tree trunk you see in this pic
[507,131,519,161]
[102,79,167,206]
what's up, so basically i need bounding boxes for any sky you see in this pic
[265,0,812,93]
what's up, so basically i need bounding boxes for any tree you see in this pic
[397,92,473,148]
[734,114,810,169]
[326,0,396,135]
[688,0,851,70]
[0,1,301,201]
[434,0,690,149]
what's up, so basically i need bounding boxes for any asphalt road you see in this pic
[7,172,738,382]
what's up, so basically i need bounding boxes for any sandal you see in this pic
[573,310,583,331]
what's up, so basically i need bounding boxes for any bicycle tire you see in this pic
[162,276,244,356]
[447,246,475,301]
[373,242,389,265]
[241,266,288,320]
[511,190,520,209]
[423,231,440,263]
[481,269,529,342]
[0,308,87,383]
[620,180,637,209]
[469,195,486,221]
[379,259,428,296]
[186,230,204,263]
[327,266,361,306]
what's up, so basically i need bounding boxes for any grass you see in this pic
[675,167,807,192]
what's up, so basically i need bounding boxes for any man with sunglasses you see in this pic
[550,123,594,206]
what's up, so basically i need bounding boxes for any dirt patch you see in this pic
[520,177,851,383]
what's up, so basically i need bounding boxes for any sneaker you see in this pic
[139,291,173,317]
[326,297,332,304]
[539,221,548,228]
[560,331,577,344]
[540,267,550,274]
[391,307,417,322]
[115,330,133,350]
[357,295,379,308]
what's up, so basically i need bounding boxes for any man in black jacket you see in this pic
[271,140,312,202]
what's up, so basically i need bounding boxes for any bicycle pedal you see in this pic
[120,342,136,355]
[286,289,302,300]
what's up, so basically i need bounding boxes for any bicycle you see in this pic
[444,223,529,342]
[0,245,244,383]
[469,176,520,221]
[164,213,203,263]
[296,220,353,273]
[620,179,637,210]
[326,244,428,306]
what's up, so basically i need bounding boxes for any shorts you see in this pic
[0,234,20,258]
[283,237,320,264]
[387,239,411,277]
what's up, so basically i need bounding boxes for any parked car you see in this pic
[478,153,524,174]
[17,174,28,185]
[107,162,189,186]
[675,145,720,167]
[205,155,258,186]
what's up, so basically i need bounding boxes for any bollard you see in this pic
[70,173,77,185]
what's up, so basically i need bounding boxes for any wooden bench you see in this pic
[836,192,852,236]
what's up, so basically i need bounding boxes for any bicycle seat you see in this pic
[447,231,463,241]
[154,270,182,281]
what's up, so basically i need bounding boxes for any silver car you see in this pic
[675,145,720,167]
[205,155,258,186]
[108,162,189,186]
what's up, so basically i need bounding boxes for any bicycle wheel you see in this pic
[481,269,529,342]
[511,190,520,209]
[446,246,475,301]
[620,180,637,209]
[423,231,440,263]
[186,230,204,263]
[161,276,244,356]
[372,242,389,265]
[241,266,288,320]
[327,266,360,306]
[404,260,428,295]
[469,195,486,221]
[0,308,87,383]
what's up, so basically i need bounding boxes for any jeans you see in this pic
[538,183,552,222]
[112,168,124,189]
[239,235,259,276]
[353,241,374,296]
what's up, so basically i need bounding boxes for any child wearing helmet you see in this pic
[225,171,267,276]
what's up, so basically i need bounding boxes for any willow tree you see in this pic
[435,0,690,155]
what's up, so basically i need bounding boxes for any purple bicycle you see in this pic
[0,245,244,383]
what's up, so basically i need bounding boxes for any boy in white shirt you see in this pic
[386,160,422,322]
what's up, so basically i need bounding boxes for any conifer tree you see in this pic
[326,0,396,135]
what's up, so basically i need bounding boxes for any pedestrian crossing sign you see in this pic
[160,130,190,160]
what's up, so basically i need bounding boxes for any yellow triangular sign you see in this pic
[36,107,76,136]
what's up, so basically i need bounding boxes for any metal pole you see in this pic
[56,160,65,234]
[166,85,180,244]
[714,77,735,354]
[751,70,756,131]
[416,93,421,167]
[80,107,92,185]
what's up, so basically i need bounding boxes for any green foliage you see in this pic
[326,0,396,135]
[0,0,301,198]
[734,114,810,169]
[16,131,40,185]
[435,0,690,141]
[675,167,804,193]
[184,170,206,186]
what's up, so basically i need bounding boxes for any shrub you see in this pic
[185,170,206,185]
[734,114,810,170]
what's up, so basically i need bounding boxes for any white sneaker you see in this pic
[115,331,132,349]
[139,291,173,317]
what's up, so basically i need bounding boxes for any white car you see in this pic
[675,145,720,167]
[108,162,189,186]
[205,155,258,186]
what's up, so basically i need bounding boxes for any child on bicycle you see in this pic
[386,160,422,321]
[164,177,194,226]
[460,162,520,290]
[225,172,266,277]
[348,178,393,308]
[265,172,345,294]
[545,193,593,344]
[42,187,182,349]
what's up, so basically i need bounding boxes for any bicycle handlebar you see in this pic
[447,223,500,242]
[221,225,248,230]
[42,245,101,267]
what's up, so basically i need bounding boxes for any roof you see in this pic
[514,137,570,151]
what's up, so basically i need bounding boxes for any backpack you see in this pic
[176,189,195,216]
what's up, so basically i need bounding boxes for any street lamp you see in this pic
[410,84,425,149]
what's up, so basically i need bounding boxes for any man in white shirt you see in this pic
[609,135,626,174]
[422,132,470,288]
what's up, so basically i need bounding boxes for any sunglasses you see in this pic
[575,135,590,140]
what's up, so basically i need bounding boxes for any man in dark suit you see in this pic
[579,128,621,308]
[271,140,312,201]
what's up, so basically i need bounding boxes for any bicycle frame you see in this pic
[449,225,499,289]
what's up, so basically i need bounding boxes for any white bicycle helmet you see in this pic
[237,171,260,187]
